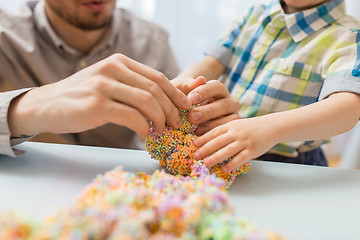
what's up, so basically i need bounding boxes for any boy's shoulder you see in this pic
[334,14,360,32]
[322,14,360,41]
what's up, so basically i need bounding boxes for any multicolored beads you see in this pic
[0,167,283,240]
[145,108,251,188]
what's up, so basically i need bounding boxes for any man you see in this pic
[0,0,240,157]
[0,0,187,157]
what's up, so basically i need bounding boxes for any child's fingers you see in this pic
[188,80,229,105]
[194,133,230,160]
[203,141,244,168]
[195,114,240,136]
[190,76,207,93]
[193,125,227,147]
[173,76,206,95]
[188,97,239,125]
[223,149,251,173]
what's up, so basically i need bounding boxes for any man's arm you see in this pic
[7,54,191,146]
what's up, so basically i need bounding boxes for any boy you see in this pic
[172,0,360,171]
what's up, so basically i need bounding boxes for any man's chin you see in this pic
[76,22,109,31]
[72,16,112,31]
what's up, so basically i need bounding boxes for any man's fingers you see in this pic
[105,81,166,134]
[106,60,187,129]
[102,100,150,138]
[107,64,182,129]
[116,54,191,110]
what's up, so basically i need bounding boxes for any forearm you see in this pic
[8,89,44,138]
[177,56,225,81]
[193,92,360,171]
[267,92,360,143]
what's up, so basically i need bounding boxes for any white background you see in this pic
[1,0,360,164]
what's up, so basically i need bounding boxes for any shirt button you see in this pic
[280,62,288,70]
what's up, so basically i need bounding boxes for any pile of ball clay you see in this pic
[0,167,284,240]
[145,108,251,188]
[0,109,285,240]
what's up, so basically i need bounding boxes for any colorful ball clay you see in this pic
[145,108,251,188]
[15,167,283,240]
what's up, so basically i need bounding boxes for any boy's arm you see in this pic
[172,56,225,94]
[269,92,360,142]
[194,92,360,172]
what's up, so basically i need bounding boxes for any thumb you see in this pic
[189,76,207,91]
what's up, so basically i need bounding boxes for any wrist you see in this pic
[257,113,287,145]
[8,90,43,137]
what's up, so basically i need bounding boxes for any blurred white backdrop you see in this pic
[1,0,360,164]
[3,0,360,69]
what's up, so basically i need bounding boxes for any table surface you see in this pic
[0,142,359,239]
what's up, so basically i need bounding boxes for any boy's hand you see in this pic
[193,117,278,173]
[172,76,207,95]
[173,75,240,136]
[187,80,241,135]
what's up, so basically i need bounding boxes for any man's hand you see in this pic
[8,54,191,138]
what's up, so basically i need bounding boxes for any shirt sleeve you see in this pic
[205,6,255,66]
[0,88,33,157]
[319,29,360,100]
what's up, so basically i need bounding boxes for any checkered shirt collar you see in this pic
[264,0,347,42]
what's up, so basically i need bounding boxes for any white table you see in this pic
[0,142,359,239]
[340,122,360,169]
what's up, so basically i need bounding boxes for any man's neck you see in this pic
[44,4,108,54]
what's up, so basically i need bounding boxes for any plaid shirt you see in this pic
[207,0,360,157]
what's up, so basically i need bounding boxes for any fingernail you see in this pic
[190,111,202,121]
[196,125,208,135]
[176,117,183,128]
[193,139,200,147]
[183,96,192,108]
[188,92,200,104]
[194,151,201,160]
[156,126,165,135]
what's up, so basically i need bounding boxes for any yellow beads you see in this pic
[145,108,251,188]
